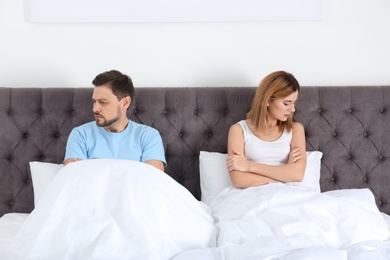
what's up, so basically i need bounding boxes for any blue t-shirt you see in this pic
[64,120,166,166]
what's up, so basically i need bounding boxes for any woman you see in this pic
[227,70,306,188]
[214,71,390,258]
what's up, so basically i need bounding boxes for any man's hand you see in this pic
[63,158,82,166]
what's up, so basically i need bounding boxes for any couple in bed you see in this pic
[65,69,305,185]
[6,70,389,259]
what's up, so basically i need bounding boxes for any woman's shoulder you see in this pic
[230,120,246,129]
[292,121,304,131]
[291,121,305,138]
[229,120,247,136]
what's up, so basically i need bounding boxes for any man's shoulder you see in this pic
[128,120,154,130]
[73,121,97,132]
[128,121,160,135]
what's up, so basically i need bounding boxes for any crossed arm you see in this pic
[226,122,306,188]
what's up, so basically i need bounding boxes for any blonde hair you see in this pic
[247,71,300,133]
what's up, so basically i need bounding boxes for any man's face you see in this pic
[92,85,124,128]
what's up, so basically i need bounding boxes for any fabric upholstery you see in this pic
[0,86,389,216]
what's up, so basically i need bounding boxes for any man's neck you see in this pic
[103,118,129,133]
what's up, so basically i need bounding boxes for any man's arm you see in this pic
[140,128,167,171]
[145,160,165,172]
[64,129,88,166]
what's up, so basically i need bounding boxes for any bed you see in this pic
[1,86,390,259]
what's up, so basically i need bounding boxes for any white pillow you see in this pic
[296,151,323,193]
[199,152,232,206]
[29,161,63,206]
[199,151,323,205]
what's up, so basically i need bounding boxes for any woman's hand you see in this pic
[287,146,303,164]
[227,150,250,173]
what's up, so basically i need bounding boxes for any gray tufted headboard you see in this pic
[1,86,390,217]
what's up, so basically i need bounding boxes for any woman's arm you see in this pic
[227,122,306,187]
[227,123,278,188]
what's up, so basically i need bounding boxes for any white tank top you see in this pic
[238,120,292,166]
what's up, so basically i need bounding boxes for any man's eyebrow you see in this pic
[92,97,108,101]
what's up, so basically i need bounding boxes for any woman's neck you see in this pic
[246,119,283,142]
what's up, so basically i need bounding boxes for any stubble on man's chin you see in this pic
[95,120,109,127]
[94,118,103,127]
[95,117,109,127]
[95,117,120,128]
[94,107,122,129]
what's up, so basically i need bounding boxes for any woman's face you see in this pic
[267,91,298,122]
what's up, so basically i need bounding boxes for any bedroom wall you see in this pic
[0,0,389,88]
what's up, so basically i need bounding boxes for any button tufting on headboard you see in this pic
[1,86,390,217]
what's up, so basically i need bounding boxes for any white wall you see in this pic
[1,0,390,88]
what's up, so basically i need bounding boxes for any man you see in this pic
[63,70,166,171]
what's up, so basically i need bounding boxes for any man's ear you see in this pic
[122,96,132,110]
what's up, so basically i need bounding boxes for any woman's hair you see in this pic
[247,70,300,132]
[92,70,134,100]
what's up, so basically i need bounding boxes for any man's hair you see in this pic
[92,70,134,100]
[247,70,300,132]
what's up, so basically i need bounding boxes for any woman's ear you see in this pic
[267,98,273,107]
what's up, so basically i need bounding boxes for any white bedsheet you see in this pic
[173,184,390,260]
[0,213,29,256]
[2,159,217,260]
[2,165,390,260]
[4,210,390,260]
[208,183,390,259]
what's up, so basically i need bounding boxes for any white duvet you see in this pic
[3,159,217,260]
[206,183,390,260]
[4,160,390,260]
